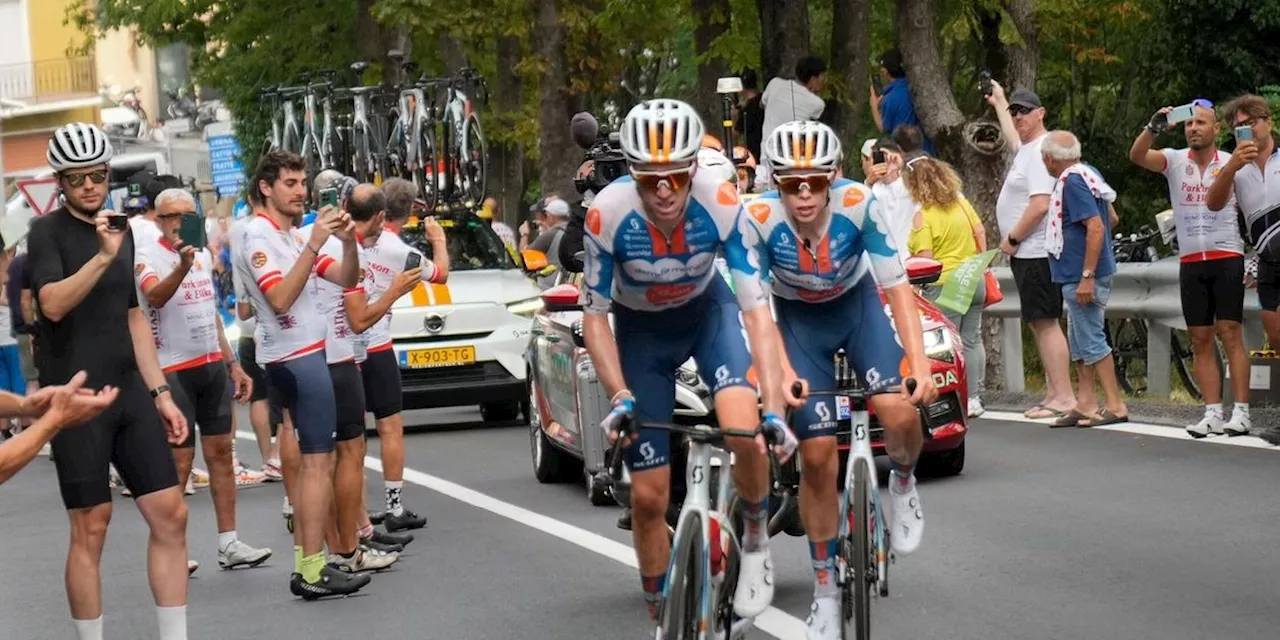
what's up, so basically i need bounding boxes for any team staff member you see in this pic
[239,150,367,598]
[30,122,191,640]
[1130,101,1251,437]
[0,371,118,484]
[355,177,446,532]
[136,188,274,569]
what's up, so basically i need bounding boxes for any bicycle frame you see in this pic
[835,395,890,599]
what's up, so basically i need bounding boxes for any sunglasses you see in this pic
[630,166,694,192]
[775,172,835,195]
[1190,98,1214,109]
[63,170,108,188]
[1008,105,1035,117]
[157,210,197,220]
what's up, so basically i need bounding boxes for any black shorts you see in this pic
[166,362,233,448]
[361,348,403,419]
[1011,256,1063,321]
[1180,256,1246,326]
[1258,259,1280,312]
[330,361,367,442]
[51,371,179,509]
[238,337,283,429]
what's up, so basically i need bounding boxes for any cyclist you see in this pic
[582,99,799,625]
[135,187,273,570]
[1129,100,1251,437]
[748,121,938,639]
[237,150,367,599]
[29,122,191,640]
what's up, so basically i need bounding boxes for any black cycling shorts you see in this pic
[1011,257,1063,322]
[361,348,403,420]
[238,337,284,430]
[330,361,367,442]
[1180,256,1246,326]
[167,361,233,448]
[266,351,337,455]
[51,371,179,509]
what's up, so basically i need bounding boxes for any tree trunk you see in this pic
[493,34,524,230]
[1001,0,1039,91]
[757,0,811,81]
[899,0,1011,390]
[355,0,410,86]
[692,0,731,131]
[437,33,469,75]
[829,0,871,165]
[535,0,577,202]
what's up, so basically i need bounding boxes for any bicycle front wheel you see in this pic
[661,513,705,640]
[841,459,872,640]
[461,113,487,202]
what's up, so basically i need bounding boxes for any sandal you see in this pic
[1079,409,1129,428]
[1050,410,1096,428]
[1025,405,1067,420]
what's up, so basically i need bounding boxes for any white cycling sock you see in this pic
[1233,403,1250,418]
[73,616,103,640]
[1205,403,1223,417]
[385,480,404,516]
[156,605,187,640]
[218,530,237,553]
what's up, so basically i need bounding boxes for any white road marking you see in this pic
[980,410,1278,450]
[235,431,808,639]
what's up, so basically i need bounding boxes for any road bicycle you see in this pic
[606,420,778,640]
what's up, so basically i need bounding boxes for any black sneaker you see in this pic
[291,565,371,600]
[368,510,387,525]
[372,528,414,547]
[616,508,632,531]
[289,572,304,596]
[383,509,427,532]
[360,537,403,554]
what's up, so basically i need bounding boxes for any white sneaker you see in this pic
[234,465,268,487]
[187,560,200,576]
[1224,412,1252,436]
[732,549,775,618]
[190,468,210,488]
[804,597,841,640]
[889,472,924,555]
[1186,412,1224,438]
[262,459,283,482]
[967,397,985,419]
[184,474,196,496]
[218,540,272,569]
[330,546,399,572]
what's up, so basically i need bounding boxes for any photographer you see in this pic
[560,112,627,273]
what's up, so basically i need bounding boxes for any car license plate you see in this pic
[399,346,476,369]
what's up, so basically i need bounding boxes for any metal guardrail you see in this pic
[986,259,1265,396]
[0,57,97,102]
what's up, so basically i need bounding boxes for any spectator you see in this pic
[528,198,570,290]
[892,123,927,156]
[987,82,1077,420]
[0,251,22,421]
[871,50,934,155]
[733,69,765,163]
[480,197,517,255]
[757,56,827,190]
[0,371,118,486]
[1040,130,1127,427]
[1130,100,1251,438]
[863,138,916,267]
[902,155,988,417]
[7,250,39,438]
[1205,94,1280,445]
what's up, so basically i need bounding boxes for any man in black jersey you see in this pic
[28,123,191,640]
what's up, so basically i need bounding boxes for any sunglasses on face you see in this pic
[157,210,197,220]
[775,172,835,195]
[1008,106,1034,117]
[63,170,108,188]
[630,166,694,192]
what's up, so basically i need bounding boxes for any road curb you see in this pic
[981,390,1280,429]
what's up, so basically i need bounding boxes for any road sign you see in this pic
[205,122,245,198]
[16,177,58,215]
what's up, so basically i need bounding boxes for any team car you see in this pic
[387,216,543,422]
[525,253,971,508]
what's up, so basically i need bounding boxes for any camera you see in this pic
[574,122,627,196]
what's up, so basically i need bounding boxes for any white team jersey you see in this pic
[130,216,162,247]
[238,215,334,365]
[358,231,441,353]
[229,218,257,336]
[135,240,223,372]
[1161,148,1244,261]
[744,179,907,303]
[582,170,768,316]
[304,227,365,364]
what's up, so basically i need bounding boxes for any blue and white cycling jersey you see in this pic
[745,178,907,303]
[582,169,768,315]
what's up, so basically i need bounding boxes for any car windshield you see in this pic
[401,217,515,271]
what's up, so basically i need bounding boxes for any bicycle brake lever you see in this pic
[904,378,935,441]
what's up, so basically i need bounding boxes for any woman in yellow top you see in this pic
[903,155,988,416]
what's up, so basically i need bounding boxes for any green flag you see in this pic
[933,249,997,315]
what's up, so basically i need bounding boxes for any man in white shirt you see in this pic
[988,83,1077,421]
[756,56,827,190]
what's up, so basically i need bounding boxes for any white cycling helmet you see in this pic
[763,120,842,173]
[47,122,114,172]
[620,99,705,165]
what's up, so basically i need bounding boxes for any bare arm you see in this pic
[1128,129,1167,173]
[19,290,34,326]
[1008,195,1050,242]
[1206,163,1240,212]
[237,301,253,321]
[882,283,932,388]
[142,255,193,309]
[265,246,320,315]
[583,313,627,400]
[319,238,360,289]
[986,81,1020,153]
[742,305,783,416]
[343,270,419,333]
[428,236,449,283]
[1082,215,1104,274]
[0,415,60,485]
[1108,204,1119,228]
[129,307,168,392]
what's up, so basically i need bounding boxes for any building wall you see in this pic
[26,0,80,62]
[95,28,159,122]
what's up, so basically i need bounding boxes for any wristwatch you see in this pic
[150,384,171,399]
[1081,269,1095,279]
[1007,234,1021,247]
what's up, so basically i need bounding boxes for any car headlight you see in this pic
[507,297,545,318]
[923,327,955,363]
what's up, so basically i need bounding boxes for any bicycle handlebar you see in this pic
[792,378,935,442]
[606,418,777,479]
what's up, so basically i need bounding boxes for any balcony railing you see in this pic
[0,57,98,103]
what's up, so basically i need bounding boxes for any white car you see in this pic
[386,216,543,422]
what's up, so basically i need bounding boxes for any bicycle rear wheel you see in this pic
[841,459,872,640]
[660,514,705,640]
[461,113,487,202]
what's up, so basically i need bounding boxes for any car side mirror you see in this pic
[906,256,944,286]
[541,283,582,312]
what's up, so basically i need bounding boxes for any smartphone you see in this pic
[1168,103,1197,125]
[179,213,207,249]
[319,187,339,212]
[871,73,883,95]
[106,214,128,232]
[1236,125,1254,142]
[404,251,422,271]
[979,70,993,98]
[872,149,887,165]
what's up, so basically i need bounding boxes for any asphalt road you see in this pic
[2,406,1278,640]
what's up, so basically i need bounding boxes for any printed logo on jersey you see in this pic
[1185,164,1195,177]
[586,208,602,235]
[645,283,697,305]
[135,263,145,275]
[717,182,739,206]
[749,202,771,224]
[639,442,656,462]
[251,251,268,269]
[842,187,866,208]
[795,285,846,303]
